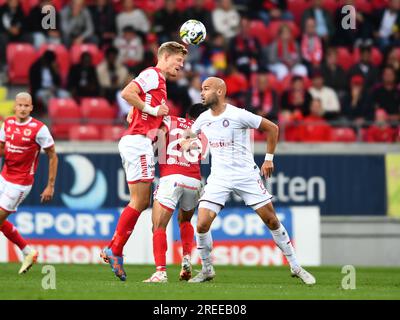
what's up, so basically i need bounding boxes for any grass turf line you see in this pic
[0,263,399,300]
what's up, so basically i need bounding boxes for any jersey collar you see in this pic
[15,117,33,126]
[154,67,166,81]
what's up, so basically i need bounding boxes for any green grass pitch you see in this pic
[1,263,399,300]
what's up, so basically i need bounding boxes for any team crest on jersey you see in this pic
[223,119,230,127]
[24,129,32,136]
[6,127,11,132]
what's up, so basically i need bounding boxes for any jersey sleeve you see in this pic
[0,123,5,142]
[35,125,55,149]
[191,115,205,135]
[238,108,263,129]
[132,68,159,94]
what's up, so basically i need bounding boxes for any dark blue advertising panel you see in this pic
[23,153,386,215]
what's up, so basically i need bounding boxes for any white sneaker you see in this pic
[143,271,168,283]
[291,266,316,285]
[188,266,215,283]
[179,255,192,281]
[18,250,39,275]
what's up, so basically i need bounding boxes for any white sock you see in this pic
[196,231,213,272]
[270,224,300,270]
[22,246,32,256]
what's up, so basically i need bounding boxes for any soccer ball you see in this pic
[179,19,207,45]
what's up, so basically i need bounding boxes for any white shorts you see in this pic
[200,167,272,212]
[118,135,155,184]
[154,174,203,212]
[0,176,32,213]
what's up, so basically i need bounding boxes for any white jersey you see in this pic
[192,104,262,178]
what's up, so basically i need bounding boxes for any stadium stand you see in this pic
[6,43,36,84]
[48,98,81,139]
[0,0,398,143]
[68,124,101,141]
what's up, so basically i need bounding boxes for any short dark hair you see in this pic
[187,103,208,120]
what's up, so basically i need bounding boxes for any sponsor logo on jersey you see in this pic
[28,122,38,127]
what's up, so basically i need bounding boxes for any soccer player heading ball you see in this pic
[101,42,188,281]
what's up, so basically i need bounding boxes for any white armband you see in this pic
[265,153,274,161]
[142,104,159,116]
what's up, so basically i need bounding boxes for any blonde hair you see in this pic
[158,41,188,58]
[15,92,32,102]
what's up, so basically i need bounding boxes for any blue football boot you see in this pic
[100,247,126,281]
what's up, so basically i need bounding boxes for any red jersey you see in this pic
[158,116,208,180]
[0,116,54,186]
[124,67,167,141]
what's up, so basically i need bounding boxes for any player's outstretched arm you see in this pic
[40,145,58,203]
[258,118,279,178]
[121,81,169,117]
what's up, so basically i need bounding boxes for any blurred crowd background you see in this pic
[0,0,400,142]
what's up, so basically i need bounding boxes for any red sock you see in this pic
[110,206,141,256]
[0,220,27,251]
[153,229,167,272]
[179,221,194,256]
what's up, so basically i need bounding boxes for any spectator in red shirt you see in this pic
[299,98,333,142]
[247,72,279,121]
[223,66,249,106]
[281,75,312,117]
[366,108,397,142]
[301,17,323,71]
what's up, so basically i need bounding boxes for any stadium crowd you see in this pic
[0,0,399,142]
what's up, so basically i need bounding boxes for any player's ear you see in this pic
[163,52,171,62]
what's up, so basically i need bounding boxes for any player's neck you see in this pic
[210,103,226,117]
[155,63,167,78]
[15,116,31,124]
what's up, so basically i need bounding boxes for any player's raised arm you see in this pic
[121,80,169,117]
[257,118,279,178]
[40,145,58,203]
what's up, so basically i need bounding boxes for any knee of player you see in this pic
[152,224,167,232]
[266,216,280,230]
[130,199,150,212]
[196,223,210,234]
[178,213,193,224]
